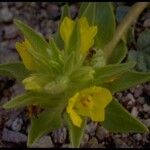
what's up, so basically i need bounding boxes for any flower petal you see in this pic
[60,17,75,49]
[78,17,97,54]
[15,40,36,70]
[90,107,105,122]
[69,111,82,127]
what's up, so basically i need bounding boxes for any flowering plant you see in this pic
[0,2,150,148]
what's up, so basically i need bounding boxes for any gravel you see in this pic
[11,117,23,132]
[31,136,54,148]
[85,122,98,136]
[0,7,13,23]
[96,126,109,140]
[2,128,27,144]
[0,2,150,148]
[51,128,67,144]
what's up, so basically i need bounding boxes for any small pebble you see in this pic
[131,107,138,117]
[134,87,143,98]
[114,138,129,148]
[31,136,54,148]
[51,127,67,144]
[0,7,13,22]
[143,104,150,112]
[61,144,72,148]
[143,19,150,27]
[2,128,27,143]
[4,25,18,39]
[11,117,23,132]
[81,133,89,146]
[142,119,150,127]
[85,137,98,148]
[137,97,145,104]
[96,126,108,140]
[133,133,142,141]
[85,122,97,136]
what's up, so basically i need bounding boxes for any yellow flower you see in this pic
[60,17,75,49]
[60,17,97,54]
[78,17,97,54]
[15,39,36,70]
[67,86,112,127]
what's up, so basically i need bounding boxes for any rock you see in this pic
[143,19,150,27]
[51,127,67,144]
[5,118,14,128]
[142,119,150,127]
[144,84,150,96]
[11,117,23,132]
[143,104,150,112]
[46,4,60,20]
[4,25,18,39]
[0,7,13,23]
[114,138,129,148]
[85,137,98,148]
[70,5,78,19]
[61,144,72,148]
[11,82,25,98]
[97,143,106,148]
[131,107,138,117]
[31,136,54,148]
[81,133,89,146]
[96,126,108,140]
[134,86,143,98]
[133,133,142,141]
[137,97,145,104]
[2,128,27,143]
[85,122,97,136]
[115,92,123,100]
[127,93,136,102]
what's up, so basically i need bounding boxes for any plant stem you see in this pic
[103,2,149,62]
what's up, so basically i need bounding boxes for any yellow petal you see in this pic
[60,17,75,49]
[15,40,36,70]
[78,17,97,54]
[90,108,105,122]
[69,111,82,127]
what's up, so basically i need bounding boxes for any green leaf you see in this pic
[116,5,130,23]
[108,40,128,64]
[64,113,86,148]
[94,62,135,85]
[102,98,149,132]
[48,38,63,63]
[14,19,49,58]
[103,71,150,93]
[79,2,116,49]
[0,62,30,81]
[28,108,62,147]
[2,92,65,109]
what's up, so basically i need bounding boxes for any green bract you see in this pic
[0,2,149,148]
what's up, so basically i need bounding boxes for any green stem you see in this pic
[103,2,149,62]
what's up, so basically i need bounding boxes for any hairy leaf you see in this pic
[28,108,62,146]
[102,98,149,132]
[0,62,30,81]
